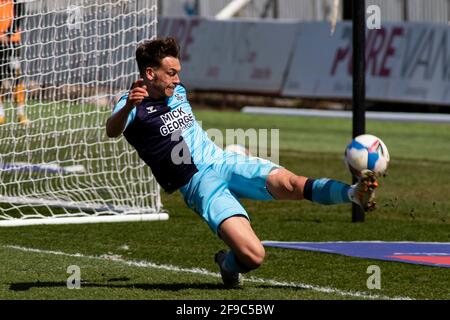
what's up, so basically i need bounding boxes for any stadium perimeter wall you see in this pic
[159,17,450,107]
[159,18,297,94]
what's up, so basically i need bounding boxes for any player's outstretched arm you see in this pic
[106,79,148,138]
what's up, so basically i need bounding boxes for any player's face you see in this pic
[146,56,181,99]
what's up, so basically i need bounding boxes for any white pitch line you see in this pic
[4,245,413,300]
[242,106,450,124]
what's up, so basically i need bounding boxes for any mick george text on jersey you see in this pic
[159,106,195,136]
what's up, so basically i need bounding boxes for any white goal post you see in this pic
[0,0,168,226]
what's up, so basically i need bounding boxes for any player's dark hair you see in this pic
[136,37,180,75]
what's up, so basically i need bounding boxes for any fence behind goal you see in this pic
[0,0,167,226]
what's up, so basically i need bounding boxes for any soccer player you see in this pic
[106,37,378,288]
[0,0,28,125]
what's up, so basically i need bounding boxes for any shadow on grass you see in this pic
[9,280,308,292]
[9,281,232,292]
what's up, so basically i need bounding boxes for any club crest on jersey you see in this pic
[160,107,194,136]
[146,106,157,114]
[175,93,184,101]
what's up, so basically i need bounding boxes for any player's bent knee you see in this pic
[250,250,265,269]
[241,244,265,270]
[290,175,307,199]
[267,168,308,200]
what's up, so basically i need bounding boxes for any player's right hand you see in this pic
[126,78,148,108]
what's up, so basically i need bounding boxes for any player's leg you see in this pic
[0,95,4,124]
[0,46,7,125]
[179,168,264,288]
[221,152,353,205]
[14,78,27,125]
[265,167,347,202]
[217,215,265,270]
[11,47,27,125]
[219,151,377,211]
[215,215,265,288]
[266,167,378,211]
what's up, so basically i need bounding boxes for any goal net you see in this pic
[0,0,167,226]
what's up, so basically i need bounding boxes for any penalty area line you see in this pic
[4,244,413,300]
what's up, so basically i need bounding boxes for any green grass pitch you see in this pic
[0,108,449,300]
